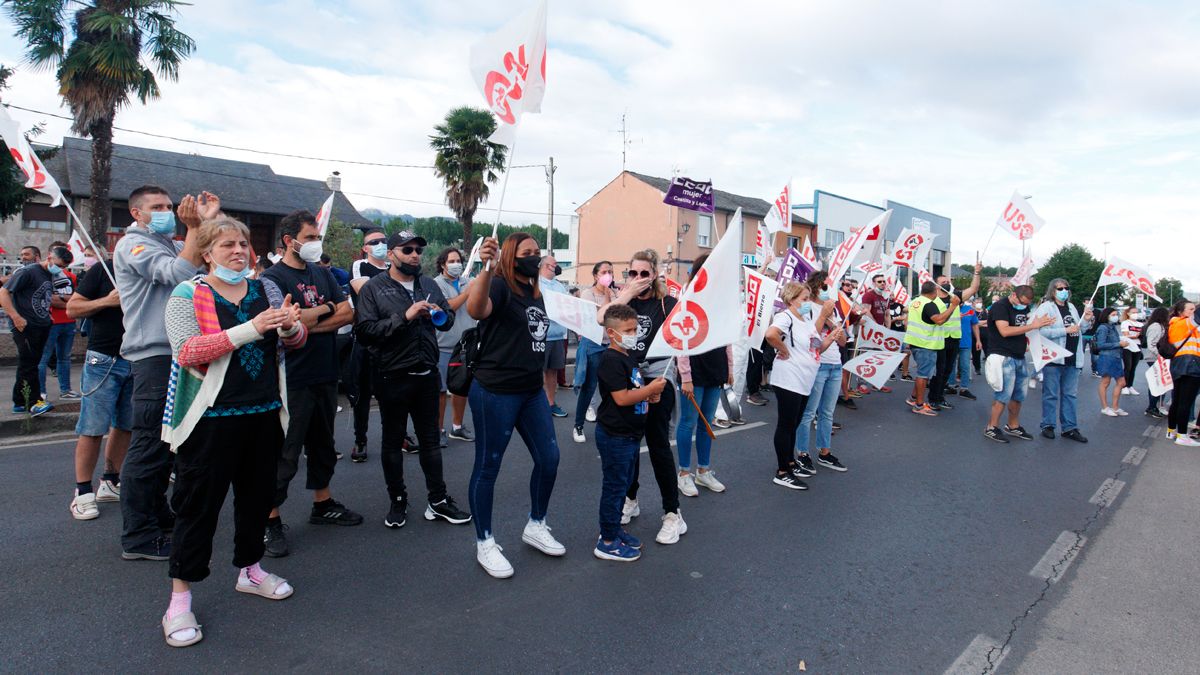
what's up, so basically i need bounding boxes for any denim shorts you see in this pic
[993,355,1029,404]
[910,346,938,379]
[75,351,134,436]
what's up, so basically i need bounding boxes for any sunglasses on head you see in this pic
[630,270,653,278]
[398,246,424,255]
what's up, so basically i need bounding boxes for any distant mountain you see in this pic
[360,208,418,224]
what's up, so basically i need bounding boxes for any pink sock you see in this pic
[166,590,191,620]
[243,562,266,585]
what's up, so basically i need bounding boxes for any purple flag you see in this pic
[663,176,714,213]
[773,248,815,311]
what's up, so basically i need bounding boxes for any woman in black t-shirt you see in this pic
[464,233,564,579]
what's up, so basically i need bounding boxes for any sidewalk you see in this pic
[0,362,85,437]
[1010,429,1200,673]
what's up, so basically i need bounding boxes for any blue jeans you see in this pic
[993,356,1029,404]
[573,339,605,427]
[676,384,721,470]
[38,322,76,395]
[1040,364,1080,432]
[948,347,972,388]
[796,362,841,453]
[75,351,134,436]
[595,426,639,541]
[468,382,561,541]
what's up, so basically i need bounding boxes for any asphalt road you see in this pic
[0,370,1163,673]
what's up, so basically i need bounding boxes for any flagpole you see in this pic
[63,201,118,288]
[484,135,518,272]
[979,222,1001,262]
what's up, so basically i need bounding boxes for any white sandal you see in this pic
[162,611,203,648]
[235,572,293,600]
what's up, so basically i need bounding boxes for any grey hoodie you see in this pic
[114,225,200,361]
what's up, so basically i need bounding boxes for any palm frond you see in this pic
[4,0,70,68]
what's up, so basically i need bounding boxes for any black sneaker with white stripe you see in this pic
[1004,425,1034,441]
[773,473,809,490]
[384,497,407,529]
[983,426,1010,443]
[424,496,472,524]
[816,453,847,472]
[310,499,364,526]
[792,456,816,477]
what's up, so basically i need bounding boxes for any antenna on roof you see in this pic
[613,111,641,185]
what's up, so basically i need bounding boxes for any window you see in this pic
[23,219,68,232]
[786,236,800,250]
[22,203,68,232]
[824,229,844,248]
[696,214,713,247]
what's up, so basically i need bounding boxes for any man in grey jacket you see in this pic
[114,185,216,560]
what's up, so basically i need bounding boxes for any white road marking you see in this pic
[1122,446,1147,466]
[0,431,86,450]
[944,634,1009,675]
[638,421,767,453]
[1029,530,1087,583]
[1144,425,1158,437]
[1088,478,1126,507]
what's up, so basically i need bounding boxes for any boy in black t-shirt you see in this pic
[594,304,666,562]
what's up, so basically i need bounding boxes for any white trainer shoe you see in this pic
[476,538,514,579]
[572,426,586,443]
[678,473,699,497]
[1175,435,1200,447]
[70,491,99,520]
[1114,408,1129,416]
[656,510,687,545]
[694,470,726,493]
[1101,407,1118,417]
[522,519,566,556]
[96,479,121,503]
[620,498,640,525]
[585,406,597,423]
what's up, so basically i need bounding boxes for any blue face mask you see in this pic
[370,243,387,259]
[212,263,250,284]
[1055,289,1070,302]
[149,211,176,235]
[818,288,832,302]
[47,263,61,275]
[1012,302,1027,311]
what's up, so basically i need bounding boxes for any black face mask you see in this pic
[554,264,563,276]
[398,261,422,277]
[515,255,541,278]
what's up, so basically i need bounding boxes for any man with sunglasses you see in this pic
[1034,278,1091,442]
[355,231,471,529]
[348,229,391,463]
[262,210,362,557]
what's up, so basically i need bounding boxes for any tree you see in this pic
[430,106,507,247]
[322,218,360,271]
[5,0,195,241]
[1032,243,1108,307]
[0,63,58,221]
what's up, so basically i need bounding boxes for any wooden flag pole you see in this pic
[686,389,716,440]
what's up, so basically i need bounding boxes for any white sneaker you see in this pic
[585,406,597,423]
[522,519,566,556]
[70,491,99,520]
[1028,379,1037,389]
[713,418,732,429]
[1101,407,1119,417]
[678,473,699,497]
[656,510,687,545]
[572,426,586,443]
[1175,435,1200,447]
[694,470,726,493]
[1167,429,1179,440]
[620,498,640,525]
[1127,387,1140,396]
[1114,408,1129,416]
[96,479,120,502]
[476,538,514,578]
[1119,387,1130,395]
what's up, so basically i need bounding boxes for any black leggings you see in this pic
[773,388,809,473]
[1122,350,1142,388]
[628,384,679,515]
[1169,375,1200,433]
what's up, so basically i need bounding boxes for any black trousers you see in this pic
[746,341,777,394]
[1122,350,1142,387]
[274,382,339,508]
[351,343,374,446]
[169,411,282,582]
[773,388,809,472]
[972,344,982,374]
[120,355,176,551]
[375,370,447,504]
[930,338,956,403]
[1169,375,1200,433]
[10,324,49,407]
[627,383,679,514]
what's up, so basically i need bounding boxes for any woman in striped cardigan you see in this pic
[159,216,306,648]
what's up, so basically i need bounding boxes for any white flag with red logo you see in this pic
[543,290,604,345]
[856,261,883,277]
[842,350,906,389]
[1095,256,1160,301]
[469,0,548,146]
[743,267,779,350]
[665,277,683,299]
[857,315,906,353]
[315,192,336,237]
[755,222,774,268]
[647,208,744,357]
[888,228,937,269]
[887,267,910,306]
[1026,328,1071,372]
[1146,356,1174,397]
[762,181,792,234]
[917,266,933,287]
[827,210,892,284]
[0,105,64,207]
[800,236,819,269]
[996,190,1044,241]
[66,230,87,259]
[1011,253,1035,286]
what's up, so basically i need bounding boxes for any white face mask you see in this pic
[295,240,323,263]
[619,333,638,350]
[446,262,464,278]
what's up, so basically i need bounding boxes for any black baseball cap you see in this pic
[387,230,427,249]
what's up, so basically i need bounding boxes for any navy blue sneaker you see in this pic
[594,536,641,562]
[617,529,642,550]
[11,405,24,414]
[549,405,567,418]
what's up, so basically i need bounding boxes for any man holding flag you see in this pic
[904,281,961,416]
[929,265,982,410]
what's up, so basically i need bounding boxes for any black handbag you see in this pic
[446,326,483,397]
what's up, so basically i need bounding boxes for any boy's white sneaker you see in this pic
[656,510,687,545]
[70,491,99,520]
[585,406,597,423]
[476,538,514,579]
[620,498,639,525]
[522,520,566,556]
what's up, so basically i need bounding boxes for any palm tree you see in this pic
[429,106,507,247]
[5,0,195,242]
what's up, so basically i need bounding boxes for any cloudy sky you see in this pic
[2,1,1198,286]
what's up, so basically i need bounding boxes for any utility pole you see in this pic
[545,156,556,252]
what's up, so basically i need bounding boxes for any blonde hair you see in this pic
[781,281,810,306]
[195,216,251,256]
[629,248,666,299]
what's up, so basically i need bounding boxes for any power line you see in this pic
[2,102,548,170]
